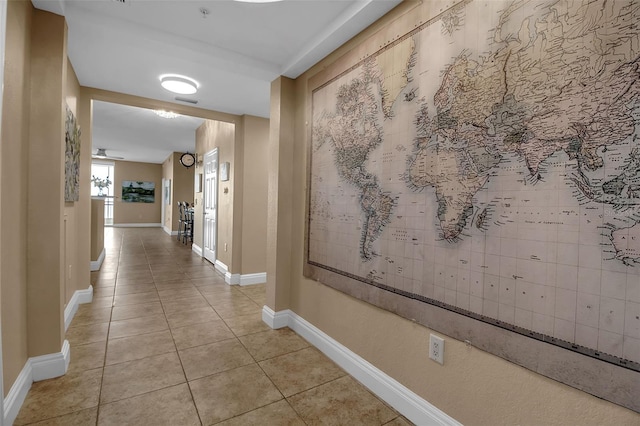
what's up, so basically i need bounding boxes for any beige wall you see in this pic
[1,0,32,395]
[163,152,195,233]
[90,198,105,261]
[1,2,92,395]
[64,59,90,313]
[269,1,640,424]
[240,116,269,275]
[113,160,162,224]
[194,120,237,269]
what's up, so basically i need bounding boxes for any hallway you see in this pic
[14,228,409,425]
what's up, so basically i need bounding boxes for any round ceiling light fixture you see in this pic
[159,74,199,95]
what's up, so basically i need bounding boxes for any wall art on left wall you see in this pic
[64,104,81,202]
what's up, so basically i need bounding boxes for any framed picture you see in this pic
[164,179,171,205]
[220,162,230,181]
[122,180,155,203]
[195,173,203,193]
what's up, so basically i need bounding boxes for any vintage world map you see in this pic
[308,0,640,367]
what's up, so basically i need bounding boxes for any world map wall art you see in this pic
[306,0,639,411]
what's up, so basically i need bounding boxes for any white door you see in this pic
[203,149,218,264]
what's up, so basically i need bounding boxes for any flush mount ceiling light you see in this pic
[153,110,180,119]
[159,74,199,95]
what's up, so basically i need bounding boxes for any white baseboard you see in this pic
[192,243,203,257]
[240,272,266,286]
[261,307,460,426]
[214,259,228,274]
[90,248,105,271]
[64,285,94,331]
[4,359,32,426]
[112,223,162,228]
[163,226,178,236]
[4,340,71,426]
[214,260,238,285]
[262,306,290,329]
[214,260,264,286]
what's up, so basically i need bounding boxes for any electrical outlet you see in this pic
[224,243,228,252]
[429,334,444,365]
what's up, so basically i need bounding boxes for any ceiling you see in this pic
[31,0,402,163]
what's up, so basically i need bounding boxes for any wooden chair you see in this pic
[177,201,184,242]
[182,202,193,244]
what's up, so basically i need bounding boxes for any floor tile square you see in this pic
[171,319,235,350]
[215,400,305,426]
[239,328,310,361]
[71,306,112,327]
[287,376,397,425]
[66,322,110,345]
[108,314,168,339]
[67,341,106,373]
[25,407,98,426]
[259,347,346,396]
[179,339,253,380]
[14,369,102,425]
[113,291,159,307]
[223,312,271,336]
[189,364,283,424]
[97,384,200,426]
[166,306,221,328]
[106,330,176,365]
[111,301,164,321]
[101,352,186,403]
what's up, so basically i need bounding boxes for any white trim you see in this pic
[261,306,290,329]
[3,341,71,426]
[214,259,228,274]
[112,223,162,228]
[90,247,105,271]
[261,307,461,426]
[226,273,240,285]
[64,285,94,331]
[240,272,266,286]
[214,260,237,285]
[4,360,32,426]
[192,243,203,257]
[31,340,70,381]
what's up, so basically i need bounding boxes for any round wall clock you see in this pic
[180,152,196,168]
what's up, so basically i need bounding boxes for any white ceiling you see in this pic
[31,0,402,163]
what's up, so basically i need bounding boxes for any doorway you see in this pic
[203,148,218,264]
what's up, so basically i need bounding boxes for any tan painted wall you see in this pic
[171,152,195,232]
[240,115,269,275]
[113,160,162,224]
[90,199,105,261]
[162,152,196,233]
[64,59,90,309]
[194,120,237,269]
[27,7,67,361]
[276,1,640,424]
[1,0,32,395]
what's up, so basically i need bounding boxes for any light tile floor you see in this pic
[15,228,412,425]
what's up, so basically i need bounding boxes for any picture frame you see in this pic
[220,162,230,181]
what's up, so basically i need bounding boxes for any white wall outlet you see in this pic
[429,334,444,365]
[224,243,228,252]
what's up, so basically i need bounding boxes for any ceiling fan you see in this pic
[92,148,124,160]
